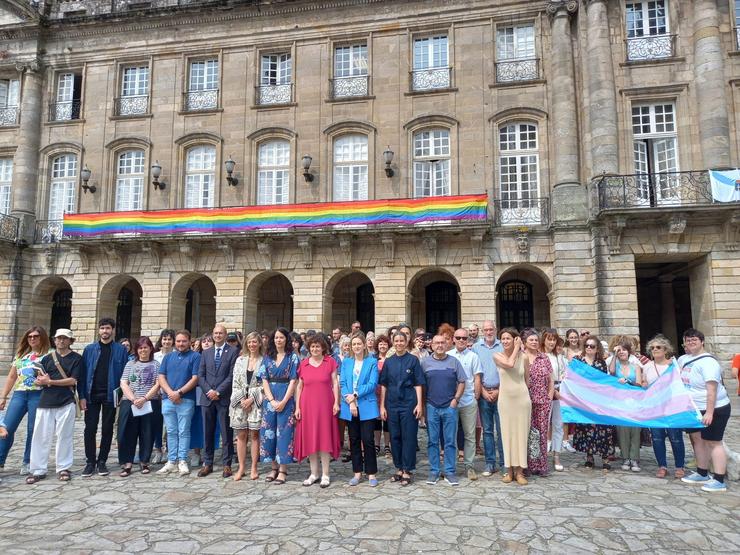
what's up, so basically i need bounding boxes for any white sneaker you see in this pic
[157,461,177,474]
[621,459,631,471]
[178,461,190,476]
[563,440,576,453]
[547,440,552,453]
[20,463,29,476]
[631,461,641,472]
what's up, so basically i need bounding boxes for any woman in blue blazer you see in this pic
[340,332,379,487]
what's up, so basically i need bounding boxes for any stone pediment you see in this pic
[0,1,39,26]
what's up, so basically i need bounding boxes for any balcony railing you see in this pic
[595,171,729,211]
[625,34,675,62]
[114,95,149,116]
[0,213,20,243]
[411,67,452,91]
[35,220,65,244]
[331,76,369,99]
[256,83,293,106]
[183,88,219,111]
[49,100,82,122]
[0,106,19,127]
[492,197,550,227]
[495,58,539,84]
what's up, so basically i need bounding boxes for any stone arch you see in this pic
[323,269,375,333]
[495,264,552,330]
[98,274,143,341]
[244,271,294,332]
[170,272,218,338]
[31,276,73,336]
[407,267,461,333]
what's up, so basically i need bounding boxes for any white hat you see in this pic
[54,328,75,340]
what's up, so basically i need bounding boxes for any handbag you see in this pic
[51,351,82,418]
[528,426,541,459]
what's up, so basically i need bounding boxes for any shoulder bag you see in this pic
[51,351,82,418]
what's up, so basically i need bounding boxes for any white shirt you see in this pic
[677,353,730,411]
[446,347,482,407]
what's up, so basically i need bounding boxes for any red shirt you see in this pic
[732,354,740,395]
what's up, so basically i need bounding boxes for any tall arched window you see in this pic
[115,150,145,211]
[333,134,368,201]
[257,140,290,205]
[185,145,216,208]
[413,128,450,197]
[499,122,539,211]
[48,154,77,220]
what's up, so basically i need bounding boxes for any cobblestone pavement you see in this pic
[0,386,738,554]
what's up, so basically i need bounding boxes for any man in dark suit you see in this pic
[197,323,238,477]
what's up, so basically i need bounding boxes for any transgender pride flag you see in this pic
[559,359,703,429]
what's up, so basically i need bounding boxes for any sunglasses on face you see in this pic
[650,346,664,350]
[28,334,40,339]
[585,344,597,349]
[580,332,590,337]
[454,336,468,340]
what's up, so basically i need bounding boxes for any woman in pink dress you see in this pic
[522,328,554,477]
[294,334,341,488]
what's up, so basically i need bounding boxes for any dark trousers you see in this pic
[84,399,116,464]
[117,400,154,465]
[202,402,234,466]
[348,416,377,475]
[387,405,418,472]
[151,399,163,450]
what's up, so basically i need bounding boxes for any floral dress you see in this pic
[527,353,552,474]
[571,356,615,459]
[229,356,265,431]
[258,352,299,464]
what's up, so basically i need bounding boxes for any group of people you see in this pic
[0,317,734,493]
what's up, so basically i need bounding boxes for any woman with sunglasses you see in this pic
[0,327,52,474]
[571,335,615,470]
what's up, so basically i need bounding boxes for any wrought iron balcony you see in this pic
[495,58,539,84]
[595,171,730,211]
[114,95,149,116]
[625,34,675,62]
[331,76,369,99]
[492,197,550,227]
[35,220,65,244]
[183,88,219,111]
[411,67,452,91]
[49,100,82,122]
[0,106,19,127]
[0,212,20,243]
[256,83,293,106]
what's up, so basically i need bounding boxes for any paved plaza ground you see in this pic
[0,381,738,554]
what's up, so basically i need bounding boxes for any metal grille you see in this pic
[331,76,369,98]
[495,59,539,83]
[114,95,149,116]
[626,35,675,61]
[183,89,219,111]
[411,68,451,91]
[49,100,82,121]
[256,84,292,105]
[0,107,19,127]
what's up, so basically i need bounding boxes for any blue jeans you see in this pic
[478,397,504,469]
[651,427,685,468]
[426,403,458,476]
[162,398,195,463]
[0,389,42,465]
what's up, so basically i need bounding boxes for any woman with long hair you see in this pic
[541,329,567,472]
[230,331,265,481]
[608,339,645,472]
[259,327,300,485]
[522,329,553,477]
[0,326,51,474]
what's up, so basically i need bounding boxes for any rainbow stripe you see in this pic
[63,194,489,237]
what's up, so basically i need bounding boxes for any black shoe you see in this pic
[82,463,96,477]
[97,462,110,476]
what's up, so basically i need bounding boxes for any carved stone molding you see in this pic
[470,231,484,264]
[723,212,740,251]
[15,58,41,74]
[75,245,94,274]
[606,216,627,255]
[516,229,530,258]
[42,245,57,273]
[298,236,313,269]
[257,239,272,270]
[666,213,687,253]
[219,241,235,271]
[381,234,395,267]
[103,244,127,274]
[423,236,437,266]
[338,235,352,268]
[546,0,579,17]
[143,243,163,273]
[178,241,196,271]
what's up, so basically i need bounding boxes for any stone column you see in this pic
[585,0,618,176]
[458,263,496,327]
[546,1,587,223]
[292,268,324,332]
[10,61,43,243]
[693,0,731,168]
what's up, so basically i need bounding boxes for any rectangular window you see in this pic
[48,155,77,220]
[257,141,290,205]
[261,54,292,85]
[0,158,12,215]
[52,73,83,121]
[412,36,450,91]
[0,78,20,126]
[115,151,145,211]
[189,59,219,91]
[498,123,541,224]
[496,25,535,60]
[334,45,368,77]
[632,102,679,204]
[333,135,368,201]
[121,66,149,96]
[185,146,216,208]
[625,1,672,60]
[413,129,450,197]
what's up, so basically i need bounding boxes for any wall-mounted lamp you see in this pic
[151,160,166,190]
[383,147,394,178]
[302,154,314,182]
[80,165,96,194]
[225,155,239,186]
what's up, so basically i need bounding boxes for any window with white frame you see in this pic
[0,158,12,215]
[259,54,292,104]
[185,146,216,208]
[333,135,368,201]
[53,73,83,121]
[333,44,369,97]
[186,59,219,111]
[48,154,77,220]
[118,65,149,115]
[632,102,679,203]
[413,129,450,197]
[498,123,540,223]
[735,0,740,49]
[0,78,20,126]
[495,24,537,82]
[412,36,450,90]
[625,1,672,60]
[115,150,145,211]
[257,140,290,205]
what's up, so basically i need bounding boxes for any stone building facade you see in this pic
[0,0,738,368]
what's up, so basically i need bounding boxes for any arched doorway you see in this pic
[51,289,73,336]
[32,277,73,336]
[496,266,551,330]
[325,271,375,333]
[170,273,217,338]
[408,269,461,333]
[99,275,143,341]
[244,273,294,332]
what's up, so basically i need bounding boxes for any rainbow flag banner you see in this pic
[559,358,703,429]
[63,194,489,238]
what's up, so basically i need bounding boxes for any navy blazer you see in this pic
[197,344,238,406]
[339,356,380,421]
